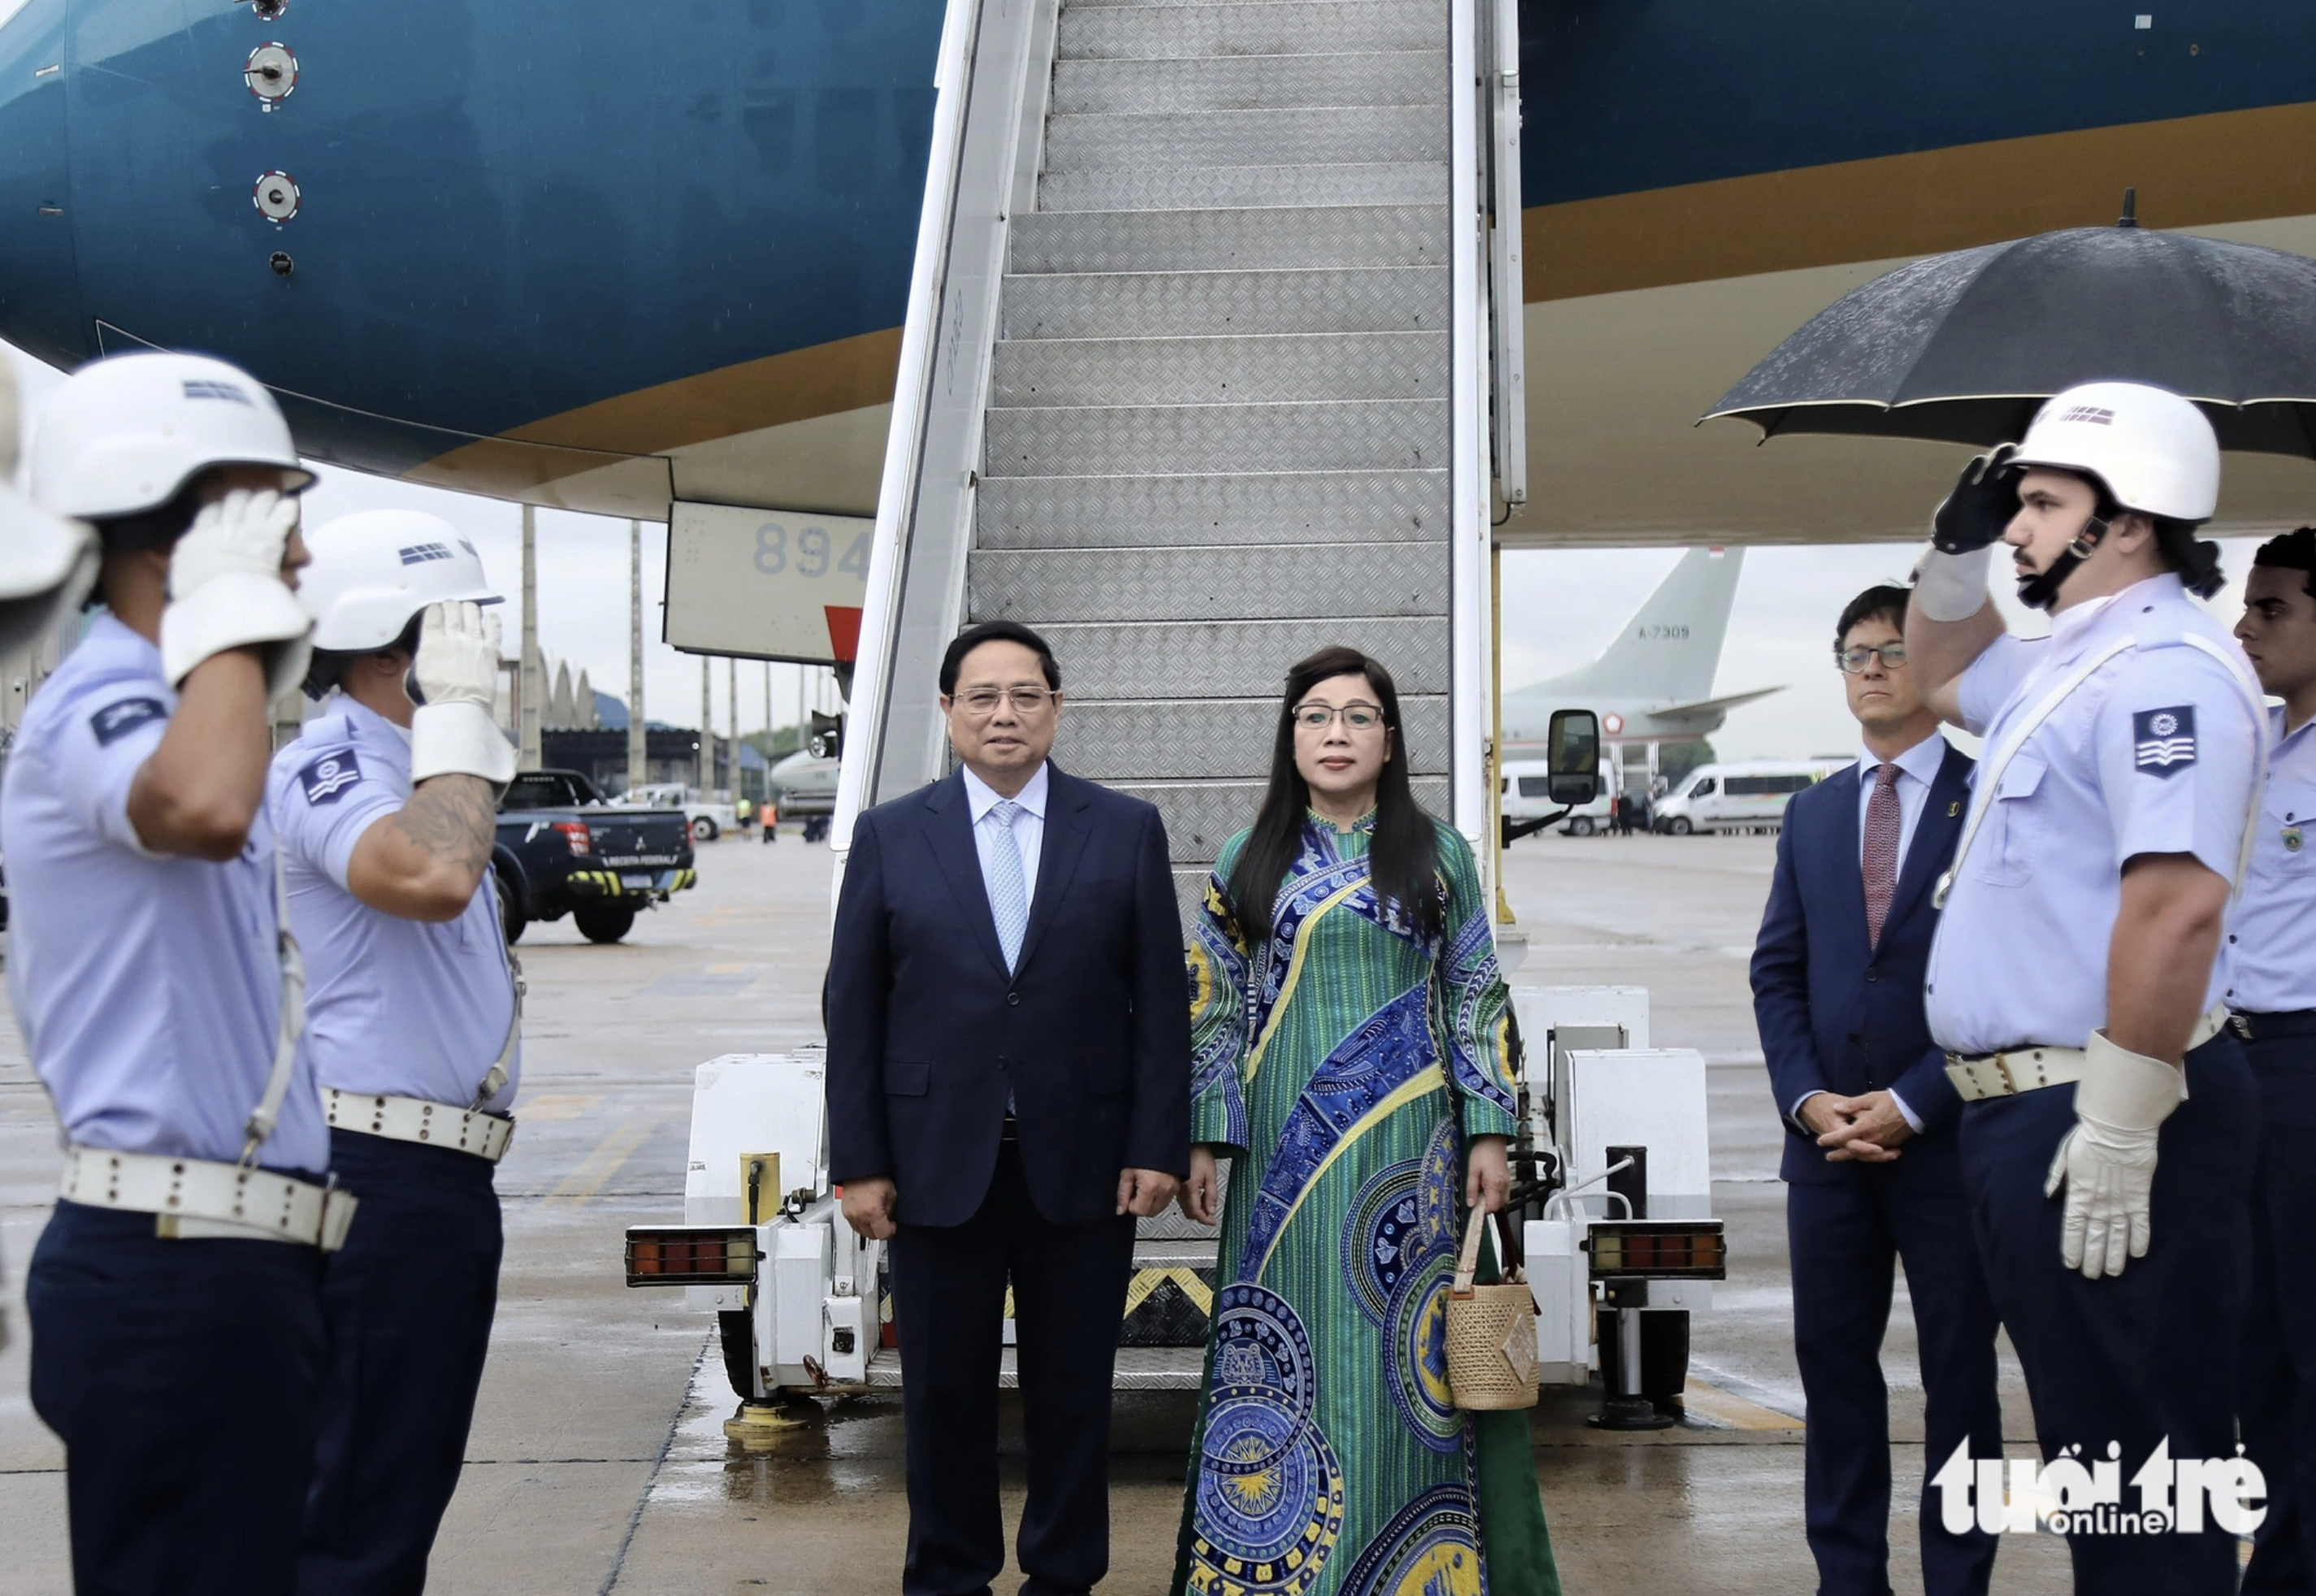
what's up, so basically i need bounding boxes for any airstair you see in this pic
[835,0,1529,1378]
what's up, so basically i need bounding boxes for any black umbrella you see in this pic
[1705,195,2316,457]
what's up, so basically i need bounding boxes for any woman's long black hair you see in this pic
[1225,646,1442,942]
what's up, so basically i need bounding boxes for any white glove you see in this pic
[2043,1030,2186,1279]
[1912,543,1995,622]
[409,601,515,785]
[158,487,312,696]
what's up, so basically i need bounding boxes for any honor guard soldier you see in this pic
[9,352,343,1595]
[1906,382,2265,1595]
[267,510,520,1594]
[2227,527,2316,1592]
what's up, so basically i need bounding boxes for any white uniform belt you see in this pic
[59,1145,355,1250]
[324,1089,515,1163]
[1945,1008,2229,1101]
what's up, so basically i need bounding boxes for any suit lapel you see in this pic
[922,771,1012,978]
[1824,765,1869,947]
[1013,765,1094,975]
[1889,741,1971,923]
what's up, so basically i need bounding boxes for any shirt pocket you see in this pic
[2260,775,2316,875]
[1965,752,2045,887]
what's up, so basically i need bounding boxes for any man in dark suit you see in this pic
[1750,585,2004,1596]
[826,620,1191,1596]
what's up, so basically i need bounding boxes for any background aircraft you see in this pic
[2,2,2313,542]
[1502,547,1779,749]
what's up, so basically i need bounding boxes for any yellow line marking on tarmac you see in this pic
[537,1117,658,1209]
[518,1093,605,1121]
[1681,1377,1806,1431]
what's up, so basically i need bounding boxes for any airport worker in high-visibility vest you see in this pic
[1905,381,2265,1596]
[266,509,522,1595]
[8,351,344,1596]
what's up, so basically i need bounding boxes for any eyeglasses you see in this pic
[952,687,1055,716]
[1836,643,1907,674]
[1291,701,1386,731]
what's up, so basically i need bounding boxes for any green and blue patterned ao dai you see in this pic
[1172,813,1556,1596]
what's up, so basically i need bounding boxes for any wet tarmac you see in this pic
[0,829,2080,1594]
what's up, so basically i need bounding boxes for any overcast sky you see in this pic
[7,342,2279,759]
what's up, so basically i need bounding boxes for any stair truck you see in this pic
[620,0,1724,1425]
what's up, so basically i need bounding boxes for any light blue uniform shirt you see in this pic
[267,696,520,1112]
[2,614,328,1174]
[2226,706,2316,1014]
[1925,575,2262,1057]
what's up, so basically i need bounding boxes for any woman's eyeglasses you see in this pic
[1835,643,1907,674]
[1291,702,1386,731]
[954,687,1056,716]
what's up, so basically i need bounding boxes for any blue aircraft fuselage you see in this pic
[2,0,2314,527]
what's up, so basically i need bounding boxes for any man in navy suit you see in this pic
[826,620,1191,1596]
[1750,585,2004,1596]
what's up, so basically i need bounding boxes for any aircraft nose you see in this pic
[0,0,89,370]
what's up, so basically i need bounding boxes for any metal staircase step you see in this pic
[977,468,1446,547]
[1052,695,1450,781]
[1044,106,1445,171]
[991,331,1446,407]
[1037,615,1451,699]
[982,397,1447,475]
[969,541,1447,622]
[1011,205,1446,274]
[1003,266,1446,339]
[1040,160,1445,212]
[1052,50,1445,114]
[1059,2,1440,62]
[1116,776,1454,861]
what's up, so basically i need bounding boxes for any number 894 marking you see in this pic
[755,523,873,581]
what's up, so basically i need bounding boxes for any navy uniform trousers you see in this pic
[1960,1031,2257,1596]
[1788,1167,2003,1596]
[28,1199,326,1596]
[887,1140,1137,1596]
[297,1128,504,1596]
[2240,1017,2316,1594]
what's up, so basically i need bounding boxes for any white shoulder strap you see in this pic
[472,946,524,1111]
[1934,634,2136,911]
[240,835,306,1167]
[1934,627,2270,912]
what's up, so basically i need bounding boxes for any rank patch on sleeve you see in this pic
[2132,706,2198,778]
[88,696,166,747]
[299,749,362,804]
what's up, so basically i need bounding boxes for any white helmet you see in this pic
[28,351,313,521]
[301,509,501,653]
[0,359,100,657]
[2010,380,2220,523]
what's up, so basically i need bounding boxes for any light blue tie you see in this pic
[987,800,1028,974]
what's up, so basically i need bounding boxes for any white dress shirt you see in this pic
[1855,729,1950,874]
[1794,729,1954,1138]
[961,761,1048,917]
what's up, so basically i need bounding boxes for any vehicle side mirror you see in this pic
[1546,710,1600,807]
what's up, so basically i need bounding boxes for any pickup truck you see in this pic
[494,769,696,943]
[618,781,738,843]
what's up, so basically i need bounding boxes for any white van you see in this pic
[1653,758,1846,835]
[1503,758,1616,836]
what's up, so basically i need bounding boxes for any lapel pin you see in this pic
[1947,800,1961,818]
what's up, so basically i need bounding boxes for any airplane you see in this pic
[4,1,2315,548]
[1501,547,1780,749]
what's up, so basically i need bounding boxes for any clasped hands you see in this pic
[1801,1091,1914,1164]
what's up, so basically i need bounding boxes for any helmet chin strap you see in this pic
[2016,516,2108,612]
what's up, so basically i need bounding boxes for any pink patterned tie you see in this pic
[1863,762,1900,948]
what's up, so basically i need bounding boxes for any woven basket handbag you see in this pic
[1445,1209,1541,1411]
